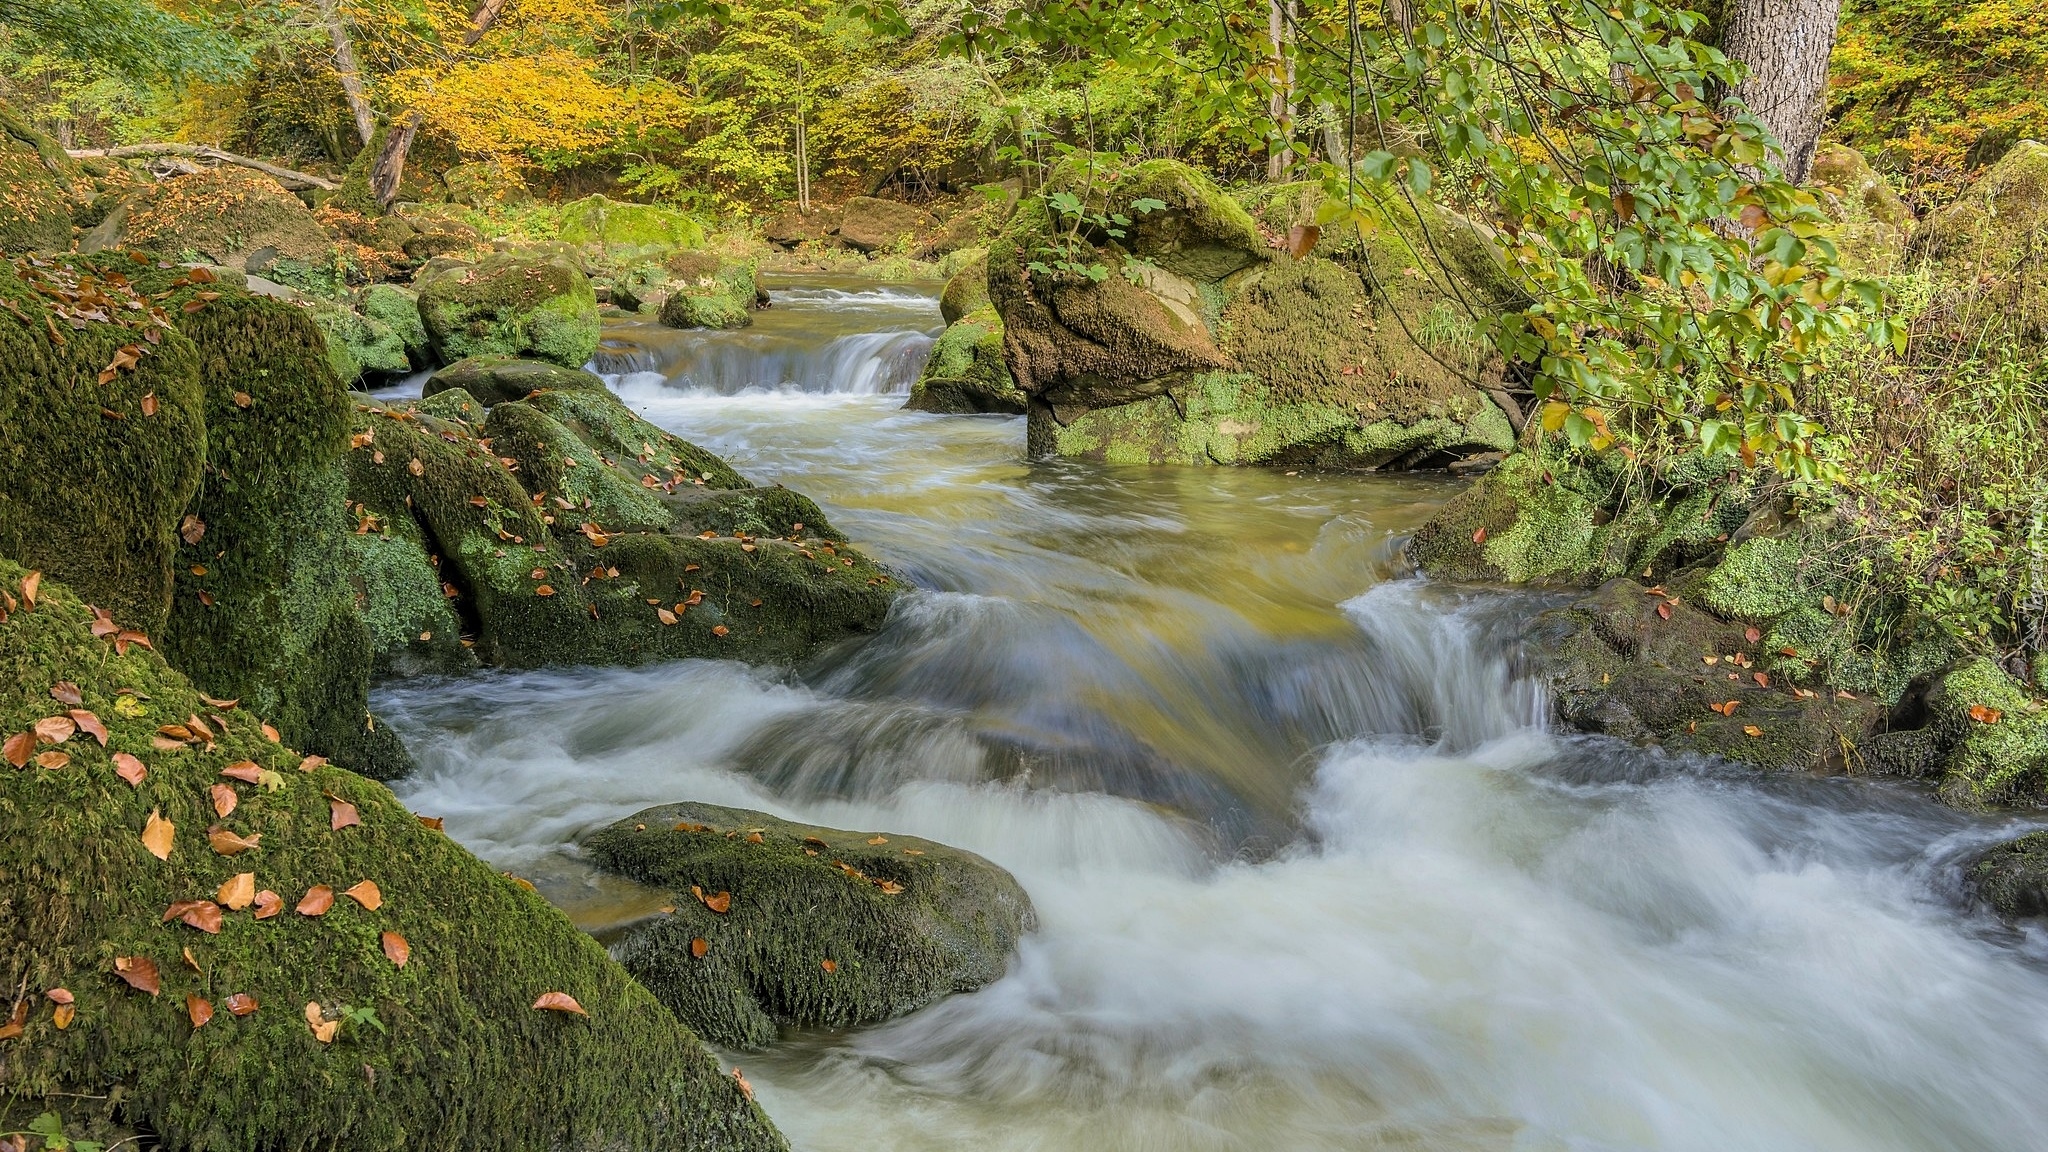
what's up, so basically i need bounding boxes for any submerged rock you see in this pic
[1971,832,2048,920]
[988,158,1516,466]
[0,255,407,779]
[341,382,901,673]
[585,803,1036,1050]
[0,561,784,1152]
[415,250,601,369]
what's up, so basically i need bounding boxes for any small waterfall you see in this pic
[594,277,943,397]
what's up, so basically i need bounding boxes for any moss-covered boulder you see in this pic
[118,168,332,276]
[837,196,936,253]
[585,803,1036,1050]
[0,561,784,1152]
[390,204,484,264]
[1924,657,2048,808]
[906,306,1023,414]
[993,161,1518,468]
[658,257,761,330]
[0,255,404,780]
[415,250,600,369]
[1808,145,1914,275]
[341,385,901,673]
[424,354,610,407]
[1970,832,2048,920]
[1912,139,2048,339]
[937,250,989,324]
[307,300,410,385]
[558,195,706,262]
[0,104,85,253]
[443,159,532,209]
[361,284,429,368]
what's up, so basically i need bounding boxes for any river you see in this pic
[374,276,2048,1152]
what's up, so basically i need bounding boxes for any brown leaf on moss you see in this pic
[417,815,445,832]
[44,987,72,1006]
[3,731,33,768]
[252,889,283,919]
[220,760,263,784]
[19,570,39,608]
[111,752,147,786]
[820,959,837,973]
[296,885,334,916]
[164,899,223,934]
[218,871,255,911]
[34,750,69,770]
[48,681,82,705]
[142,809,175,860]
[690,937,709,958]
[703,891,731,914]
[52,1002,75,1030]
[180,515,206,545]
[1968,704,2004,725]
[208,829,261,856]
[32,715,76,744]
[114,955,161,996]
[711,625,730,637]
[304,1001,338,1043]
[187,994,214,1029]
[68,710,106,745]
[381,931,410,968]
[211,783,238,818]
[225,993,258,1017]
[261,722,280,743]
[343,880,382,910]
[531,991,587,1015]
[298,754,328,773]
[330,798,361,831]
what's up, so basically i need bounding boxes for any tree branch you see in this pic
[65,144,339,191]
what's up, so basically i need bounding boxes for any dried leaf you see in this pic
[186,994,213,1029]
[253,889,283,919]
[820,959,838,973]
[703,891,731,914]
[261,722,280,743]
[532,991,588,1015]
[711,625,730,637]
[690,937,709,958]
[49,681,82,705]
[877,879,905,895]
[52,1002,75,1030]
[305,1001,338,1043]
[33,715,76,744]
[45,987,72,1006]
[745,831,764,844]
[1707,700,1740,718]
[113,955,160,996]
[1744,626,1762,644]
[297,885,335,916]
[1743,725,1764,738]
[225,992,258,1016]
[141,391,158,417]
[142,809,175,859]
[232,391,252,408]
[344,880,383,910]
[180,515,206,545]
[1968,704,2004,725]
[299,754,328,773]
[657,608,678,625]
[1655,601,1672,620]
[417,815,445,832]
[218,871,256,910]
[330,798,361,830]
[209,829,261,856]
[19,571,39,608]
[733,1068,753,1100]
[165,899,222,934]
[534,585,556,597]
[3,731,33,768]
[68,710,106,745]
[220,760,263,784]
[211,782,238,818]
[34,750,69,770]
[379,930,411,968]
[866,836,888,845]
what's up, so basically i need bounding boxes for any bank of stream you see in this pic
[373,279,2048,1152]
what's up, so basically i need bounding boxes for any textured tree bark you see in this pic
[1265,0,1295,181]
[1718,0,1844,184]
[318,0,375,148]
[369,0,509,209]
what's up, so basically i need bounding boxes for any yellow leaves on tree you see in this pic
[392,52,619,162]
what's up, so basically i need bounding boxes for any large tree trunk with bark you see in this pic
[1718,0,1844,184]
[369,0,509,209]
[319,0,375,148]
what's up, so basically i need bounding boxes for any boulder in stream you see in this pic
[415,249,601,369]
[558,194,707,261]
[1971,832,2048,920]
[424,353,612,407]
[585,802,1037,1050]
[906,305,1022,414]
[659,255,762,330]
[0,560,784,1152]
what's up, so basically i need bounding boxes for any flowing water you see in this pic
[377,279,2048,1152]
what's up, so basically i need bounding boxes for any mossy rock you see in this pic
[1523,577,1887,772]
[360,284,429,368]
[307,300,410,385]
[443,160,532,209]
[0,560,784,1152]
[1046,155,1265,282]
[585,803,1036,1050]
[121,168,332,272]
[425,354,610,408]
[937,250,989,324]
[390,205,484,264]
[1913,139,2048,340]
[558,195,706,261]
[341,390,900,673]
[1926,657,2048,808]
[415,251,600,369]
[906,307,1023,415]
[1970,832,2048,920]
[836,197,936,254]
[658,260,760,331]
[0,103,84,253]
[1808,145,1914,275]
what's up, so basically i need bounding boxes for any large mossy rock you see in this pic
[1971,832,2048,920]
[906,306,1023,414]
[585,803,1036,1050]
[307,300,410,385]
[1913,139,2048,339]
[0,561,784,1152]
[937,250,989,324]
[658,257,760,330]
[425,354,610,407]
[837,196,936,253]
[118,169,333,279]
[415,250,600,369]
[991,159,1516,466]
[1923,657,2048,808]
[361,284,429,367]
[443,159,532,209]
[558,195,706,262]
[0,104,85,253]
[1808,145,1914,275]
[0,255,405,780]
[341,383,901,673]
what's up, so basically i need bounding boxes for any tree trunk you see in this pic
[369,0,510,209]
[67,144,340,190]
[1266,0,1295,181]
[1719,0,1844,184]
[319,0,374,147]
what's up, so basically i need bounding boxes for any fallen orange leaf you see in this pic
[208,829,261,856]
[296,885,334,916]
[331,798,361,830]
[218,871,255,911]
[1743,725,1764,738]
[381,930,410,967]
[820,959,837,973]
[113,956,160,995]
[225,993,258,1017]
[211,782,238,819]
[253,890,283,919]
[164,899,222,934]
[112,751,147,785]
[1968,704,2004,725]
[142,809,175,860]
[35,750,69,770]
[33,715,76,744]
[690,937,709,958]
[220,760,263,784]
[703,891,731,914]
[68,710,106,745]
[305,1001,338,1043]
[187,994,213,1029]
[3,731,33,768]
[344,880,383,910]
[532,991,587,1015]
[49,681,82,705]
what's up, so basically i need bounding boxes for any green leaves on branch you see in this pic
[0,0,246,82]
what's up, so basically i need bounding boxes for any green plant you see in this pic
[2,1112,103,1152]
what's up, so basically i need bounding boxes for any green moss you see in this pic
[1406,453,1610,583]
[659,260,759,331]
[1932,657,2048,807]
[937,250,990,324]
[558,196,706,260]
[413,386,484,424]
[1971,832,2048,920]
[586,803,1035,1050]
[486,400,677,534]
[360,285,429,368]
[1049,156,1265,282]
[443,160,531,209]
[415,252,601,369]
[1914,139,2048,340]
[122,168,331,270]
[425,354,610,408]
[520,387,749,490]
[0,104,79,253]
[308,300,410,385]
[906,307,1023,415]
[0,560,784,1152]
[342,525,475,678]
